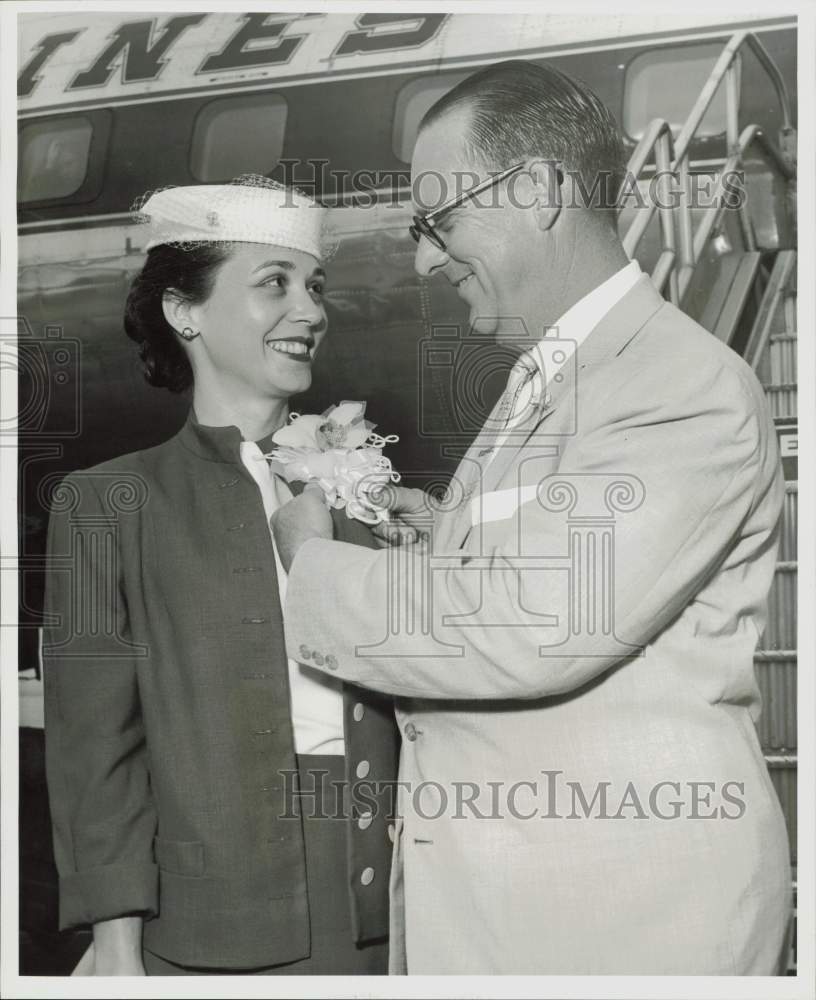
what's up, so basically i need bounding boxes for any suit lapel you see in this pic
[474,276,667,503]
[572,274,665,368]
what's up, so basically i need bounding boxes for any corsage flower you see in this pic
[265,401,400,524]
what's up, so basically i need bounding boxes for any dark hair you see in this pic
[421,60,626,225]
[124,243,231,392]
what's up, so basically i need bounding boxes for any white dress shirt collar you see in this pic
[521,259,642,374]
[550,258,642,344]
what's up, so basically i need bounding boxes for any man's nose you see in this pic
[413,235,449,278]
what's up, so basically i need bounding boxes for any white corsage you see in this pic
[264,401,400,524]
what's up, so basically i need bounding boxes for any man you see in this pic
[272,61,792,974]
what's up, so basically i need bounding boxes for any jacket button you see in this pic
[353,703,365,722]
[360,867,375,886]
[227,522,246,531]
[358,811,373,831]
[325,654,338,671]
[299,645,311,660]
[404,722,418,741]
[356,760,370,779]
[312,652,325,666]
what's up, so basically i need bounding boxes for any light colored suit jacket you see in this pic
[284,276,791,974]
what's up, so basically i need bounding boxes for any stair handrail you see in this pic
[679,124,794,301]
[621,30,796,301]
[742,248,796,371]
[622,119,694,299]
[673,30,795,170]
[689,126,794,262]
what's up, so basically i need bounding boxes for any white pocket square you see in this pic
[470,485,540,527]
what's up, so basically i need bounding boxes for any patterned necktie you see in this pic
[475,355,544,465]
[496,356,541,428]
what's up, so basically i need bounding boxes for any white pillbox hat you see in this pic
[135,176,328,259]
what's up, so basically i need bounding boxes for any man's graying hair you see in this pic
[420,59,627,227]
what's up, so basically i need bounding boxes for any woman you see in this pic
[43,178,398,975]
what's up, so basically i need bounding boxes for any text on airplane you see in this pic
[18,13,449,98]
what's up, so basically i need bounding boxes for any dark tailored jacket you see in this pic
[43,411,400,970]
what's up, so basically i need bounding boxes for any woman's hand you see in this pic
[271,487,333,571]
[80,917,146,975]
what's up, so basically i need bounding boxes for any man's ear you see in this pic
[526,158,562,233]
[161,289,194,337]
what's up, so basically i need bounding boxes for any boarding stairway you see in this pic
[618,29,798,972]
[752,264,798,975]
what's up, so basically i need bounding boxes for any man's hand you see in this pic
[371,486,436,546]
[271,488,333,571]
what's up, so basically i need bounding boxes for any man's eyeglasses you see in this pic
[409,161,526,253]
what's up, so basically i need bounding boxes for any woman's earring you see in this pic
[179,327,200,341]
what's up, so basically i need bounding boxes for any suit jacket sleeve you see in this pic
[329,506,380,550]
[43,472,158,929]
[283,358,783,700]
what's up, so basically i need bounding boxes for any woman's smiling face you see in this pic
[183,242,328,402]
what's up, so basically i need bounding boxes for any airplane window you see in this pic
[624,42,732,142]
[393,72,470,163]
[18,118,92,203]
[190,94,287,182]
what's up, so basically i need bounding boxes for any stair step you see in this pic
[765,753,797,767]
[762,382,797,419]
[778,481,797,559]
[760,336,797,386]
[754,648,796,750]
[764,562,797,647]
[768,766,797,864]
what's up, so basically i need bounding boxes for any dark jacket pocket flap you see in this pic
[154,837,205,877]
